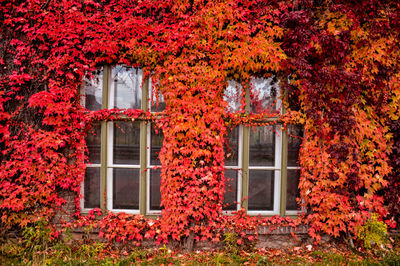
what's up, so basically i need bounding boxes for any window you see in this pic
[82,66,302,216]
[223,78,303,215]
[81,65,164,214]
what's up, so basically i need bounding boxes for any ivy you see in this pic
[0,0,399,247]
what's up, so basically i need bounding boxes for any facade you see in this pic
[81,65,303,217]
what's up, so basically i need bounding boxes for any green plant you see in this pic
[211,252,231,265]
[0,238,24,258]
[22,220,55,259]
[222,231,240,255]
[256,256,272,265]
[357,213,388,249]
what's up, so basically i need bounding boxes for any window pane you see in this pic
[249,126,275,166]
[248,170,274,211]
[111,66,142,109]
[250,76,279,113]
[113,122,140,165]
[150,124,163,166]
[287,125,303,167]
[224,80,242,113]
[83,69,103,111]
[86,124,101,164]
[113,168,140,209]
[84,167,100,209]
[224,127,239,166]
[150,168,162,210]
[286,169,300,211]
[151,91,166,112]
[223,169,238,211]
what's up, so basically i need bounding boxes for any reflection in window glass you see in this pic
[249,126,275,166]
[248,170,274,210]
[83,69,103,111]
[151,90,166,112]
[113,168,140,209]
[250,76,279,113]
[86,124,101,164]
[223,169,238,210]
[287,125,303,167]
[224,127,239,167]
[150,168,162,210]
[150,78,166,112]
[286,169,300,211]
[84,168,100,209]
[111,66,142,109]
[113,122,140,165]
[224,80,242,113]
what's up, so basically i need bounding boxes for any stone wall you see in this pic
[52,189,77,226]
[53,191,326,250]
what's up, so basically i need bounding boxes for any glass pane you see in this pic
[223,169,238,211]
[224,127,239,166]
[150,168,162,210]
[86,124,101,164]
[249,126,275,166]
[151,124,163,165]
[150,83,166,112]
[113,168,140,209]
[84,167,100,209]
[224,80,242,113]
[248,170,274,211]
[286,169,300,211]
[250,76,279,113]
[287,125,303,167]
[83,69,103,111]
[113,122,140,165]
[111,66,142,109]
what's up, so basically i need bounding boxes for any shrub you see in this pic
[357,213,388,249]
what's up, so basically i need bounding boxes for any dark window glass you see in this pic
[113,168,140,209]
[223,169,238,211]
[286,169,300,211]
[111,66,142,109]
[224,127,239,166]
[250,76,279,113]
[150,124,163,165]
[84,167,100,209]
[248,170,274,210]
[249,126,275,166]
[287,125,303,167]
[86,124,101,164]
[113,122,140,165]
[83,69,103,111]
[150,168,162,210]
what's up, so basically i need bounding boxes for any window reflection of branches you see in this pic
[112,66,142,109]
[250,76,280,114]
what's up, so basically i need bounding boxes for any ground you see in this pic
[1,234,399,265]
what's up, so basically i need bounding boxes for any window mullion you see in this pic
[241,84,251,210]
[100,66,110,212]
[140,121,147,215]
[280,127,288,216]
[140,77,149,215]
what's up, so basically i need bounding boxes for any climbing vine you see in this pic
[0,0,399,247]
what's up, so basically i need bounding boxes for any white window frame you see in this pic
[247,125,282,216]
[223,125,243,213]
[106,122,141,214]
[146,123,162,215]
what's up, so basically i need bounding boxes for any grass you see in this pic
[1,240,400,265]
[1,225,399,266]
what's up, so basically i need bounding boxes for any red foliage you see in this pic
[0,0,399,246]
